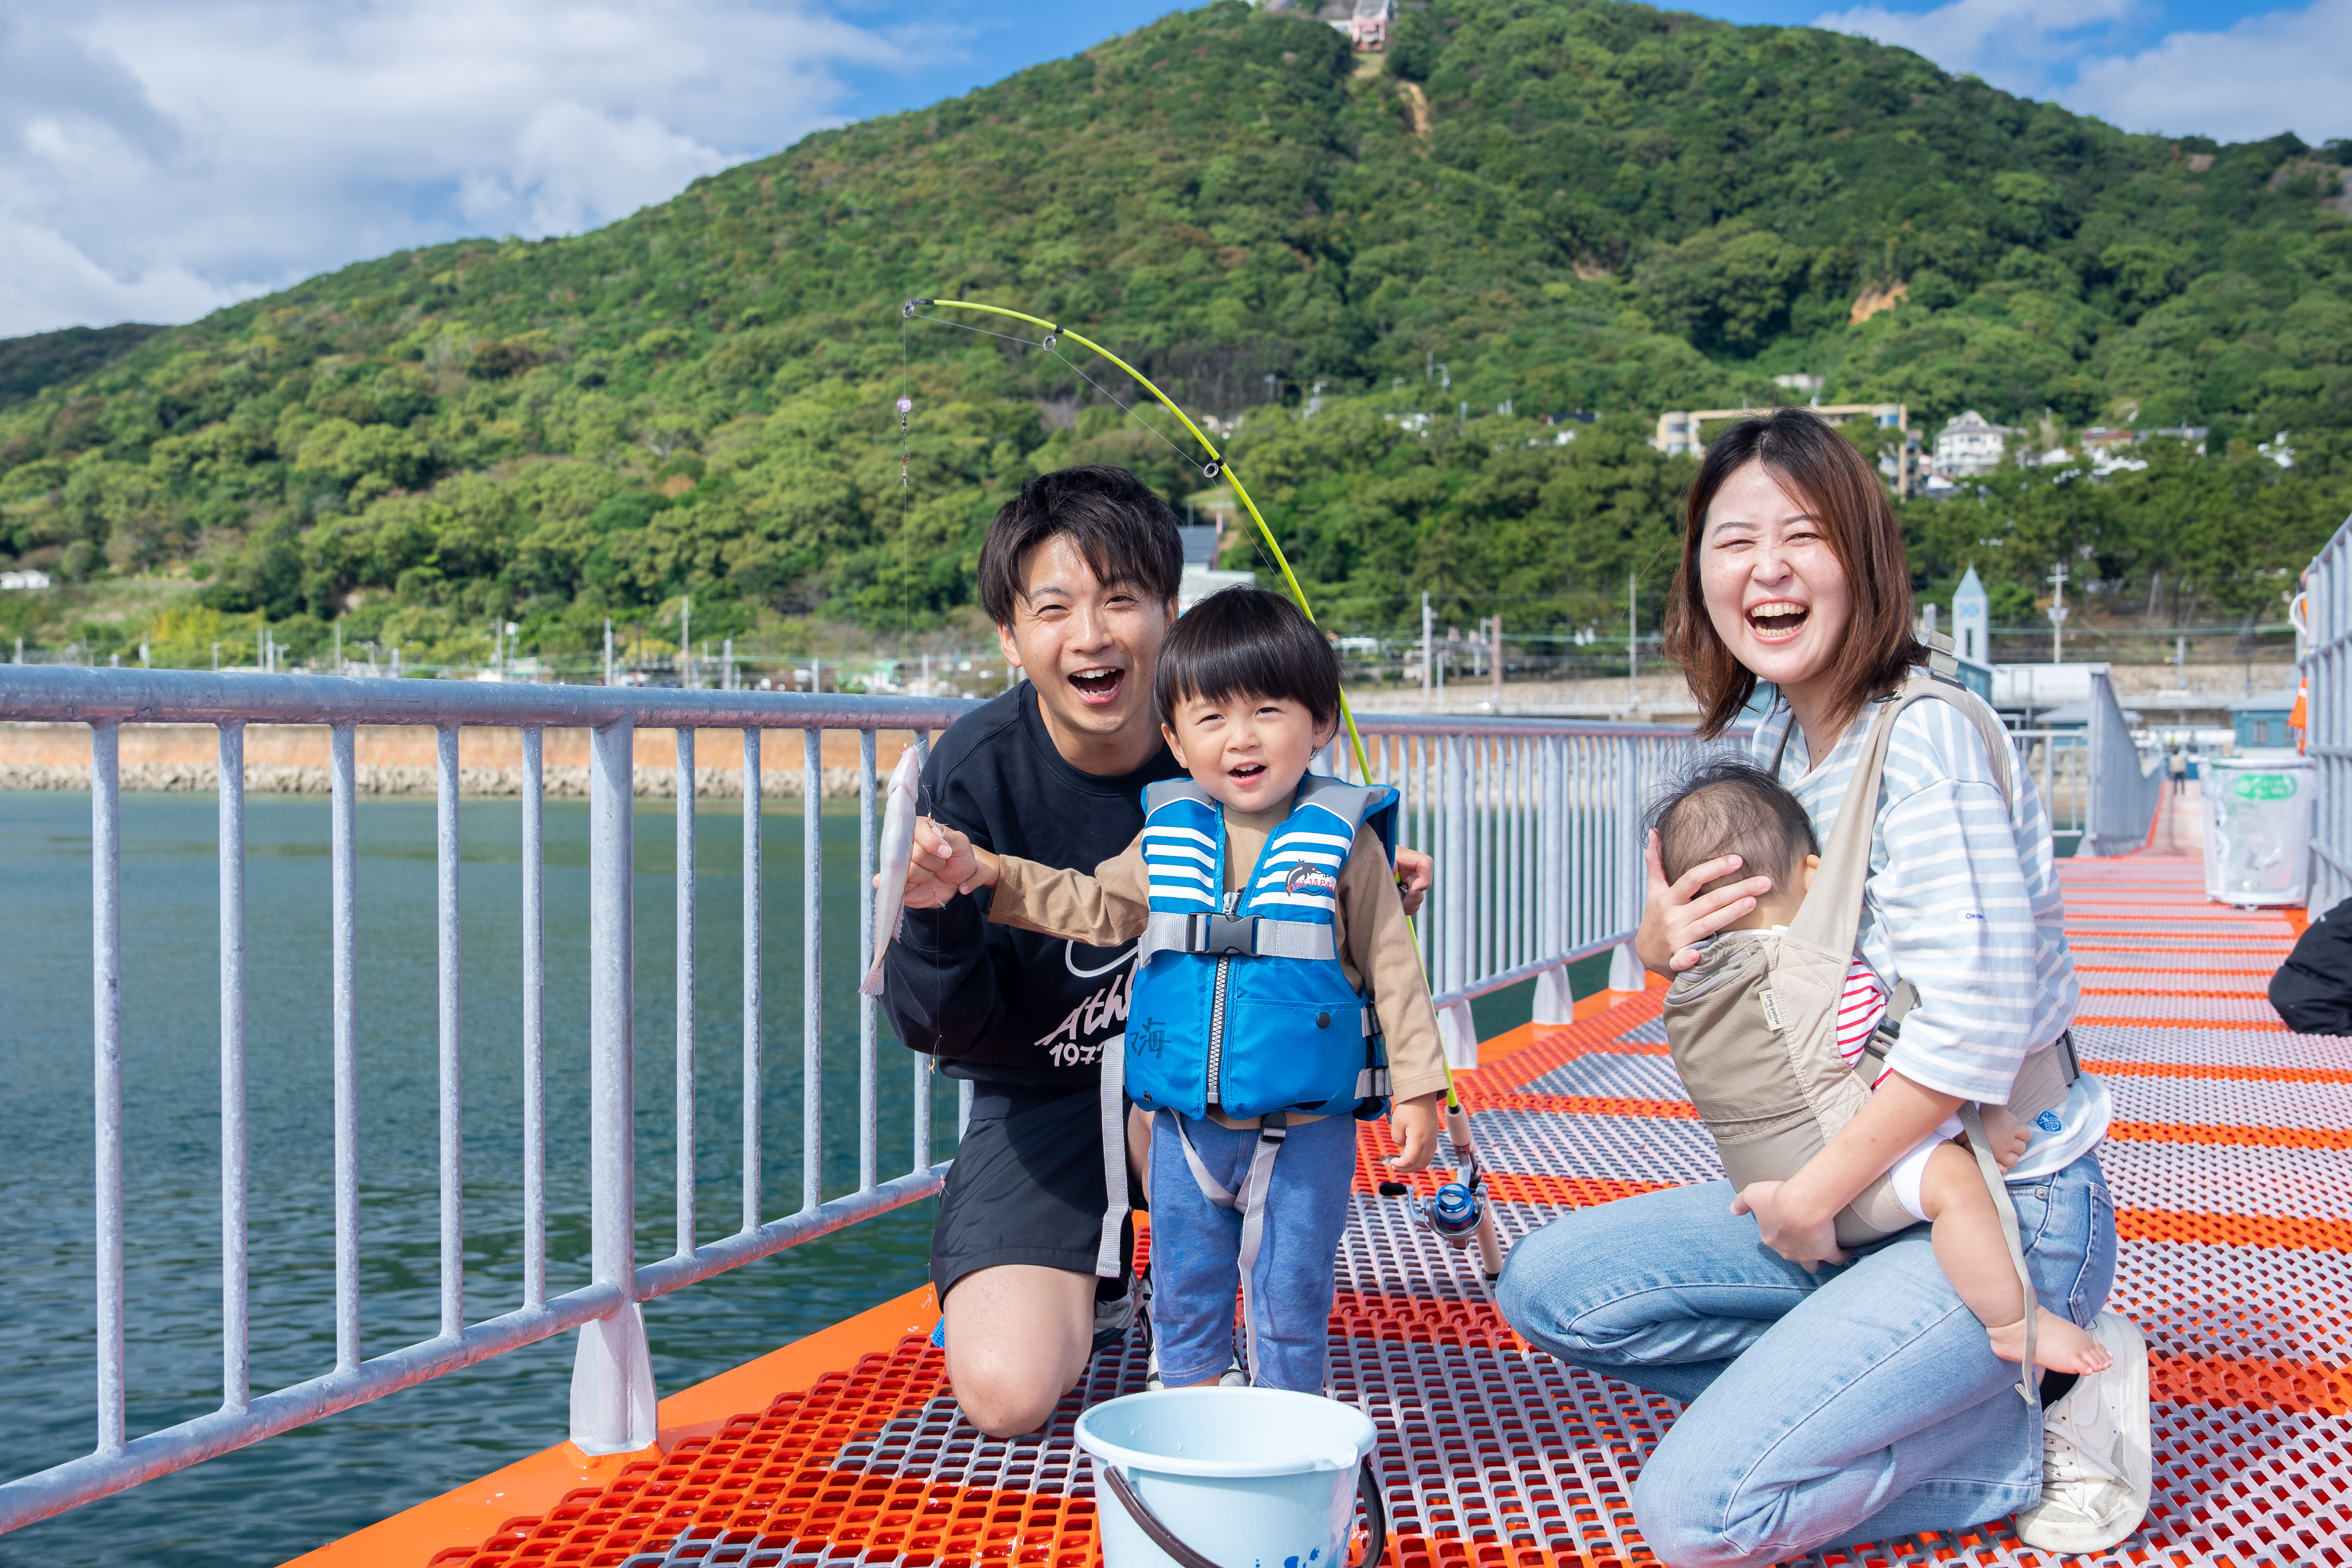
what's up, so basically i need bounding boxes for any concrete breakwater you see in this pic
[0,723,917,800]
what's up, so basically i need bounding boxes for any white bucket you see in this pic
[1074,1387,1384,1568]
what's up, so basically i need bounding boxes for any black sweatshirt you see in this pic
[882,682,1187,1088]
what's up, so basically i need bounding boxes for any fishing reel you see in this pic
[1377,1174,1489,1250]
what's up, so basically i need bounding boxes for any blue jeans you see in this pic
[1495,1154,2116,1568]
[1149,1108,1356,1393]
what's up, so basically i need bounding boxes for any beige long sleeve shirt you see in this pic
[985,801,1450,1124]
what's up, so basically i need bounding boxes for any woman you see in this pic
[1495,411,2150,1564]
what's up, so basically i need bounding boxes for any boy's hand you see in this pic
[1394,848,1433,918]
[901,818,995,907]
[1383,1091,1446,1173]
[1978,1105,2033,1170]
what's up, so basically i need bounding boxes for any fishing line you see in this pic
[906,310,1198,471]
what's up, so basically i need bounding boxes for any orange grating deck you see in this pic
[342,793,2352,1568]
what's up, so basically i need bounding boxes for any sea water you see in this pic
[0,789,955,1566]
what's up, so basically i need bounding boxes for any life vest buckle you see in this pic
[1193,912,1260,957]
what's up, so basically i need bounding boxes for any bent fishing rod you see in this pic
[903,296,1505,1278]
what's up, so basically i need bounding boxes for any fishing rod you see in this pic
[903,296,1504,1279]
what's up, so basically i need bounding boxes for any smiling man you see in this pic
[881,464,1428,1435]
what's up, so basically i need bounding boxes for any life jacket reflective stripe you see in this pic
[1126,773,1399,1121]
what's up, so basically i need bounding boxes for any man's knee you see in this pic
[1630,1451,1763,1568]
[1495,1216,1608,1361]
[940,1265,1094,1437]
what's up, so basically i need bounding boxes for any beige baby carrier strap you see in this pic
[1663,675,2052,1397]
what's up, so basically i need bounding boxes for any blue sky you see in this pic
[0,0,2344,338]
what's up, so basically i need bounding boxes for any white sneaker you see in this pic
[2015,1311,2152,1554]
[1145,1344,1247,1391]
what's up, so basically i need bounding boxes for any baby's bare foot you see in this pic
[1986,1308,2114,1374]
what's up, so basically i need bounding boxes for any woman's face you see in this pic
[1699,460,1853,698]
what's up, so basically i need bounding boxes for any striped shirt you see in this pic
[1837,955,1888,1066]
[1753,680,2109,1178]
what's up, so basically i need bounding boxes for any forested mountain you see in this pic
[0,0,2346,669]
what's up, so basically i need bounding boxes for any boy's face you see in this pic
[1162,689,1337,814]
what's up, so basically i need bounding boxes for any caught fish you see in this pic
[859,746,924,996]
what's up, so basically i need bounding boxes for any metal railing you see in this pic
[1323,716,1727,1065]
[2081,668,2166,857]
[0,669,980,1532]
[2300,514,2352,910]
[0,671,1723,1531]
[2008,730,2087,843]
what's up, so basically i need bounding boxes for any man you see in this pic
[882,465,1430,1436]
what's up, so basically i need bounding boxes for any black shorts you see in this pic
[930,1081,1139,1304]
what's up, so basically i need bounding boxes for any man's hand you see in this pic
[1635,828,1775,974]
[1384,1091,1445,1172]
[1394,848,1433,919]
[900,818,996,908]
[1730,1180,1850,1272]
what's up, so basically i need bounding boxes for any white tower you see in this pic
[1952,565,1989,666]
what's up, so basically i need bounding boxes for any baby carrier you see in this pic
[1662,674,2080,1391]
[1121,772,1399,1385]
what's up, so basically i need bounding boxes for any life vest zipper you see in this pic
[1206,887,1238,1110]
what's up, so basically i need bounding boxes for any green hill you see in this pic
[0,0,2345,669]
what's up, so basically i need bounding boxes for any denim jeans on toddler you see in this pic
[1148,1106,1357,1392]
[1494,1153,2117,1568]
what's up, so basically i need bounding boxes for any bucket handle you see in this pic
[1100,1457,1388,1568]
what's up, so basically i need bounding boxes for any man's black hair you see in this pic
[975,465,1184,626]
[1649,758,1818,895]
[1153,587,1342,729]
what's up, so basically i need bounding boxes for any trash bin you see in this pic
[2202,757,2315,907]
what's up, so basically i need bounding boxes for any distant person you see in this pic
[2169,748,2188,795]
[903,587,1450,1394]
[876,467,1430,1437]
[1495,410,2148,1561]
[2268,896,2352,1034]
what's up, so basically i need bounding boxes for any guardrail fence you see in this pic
[0,670,1724,1533]
[2301,514,2352,911]
[2082,667,2167,858]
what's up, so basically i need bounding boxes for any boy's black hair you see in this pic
[1649,758,1818,895]
[1153,587,1342,729]
[975,465,1184,626]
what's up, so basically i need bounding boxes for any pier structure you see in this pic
[305,783,2347,1568]
[2,600,2342,1564]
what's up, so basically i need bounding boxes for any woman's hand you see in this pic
[1635,828,1777,974]
[1395,848,1434,918]
[1730,1180,1851,1272]
[900,818,997,908]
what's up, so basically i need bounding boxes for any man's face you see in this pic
[997,534,1176,749]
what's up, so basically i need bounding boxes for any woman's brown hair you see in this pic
[1663,409,1925,739]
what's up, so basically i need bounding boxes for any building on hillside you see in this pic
[1653,402,1915,495]
[1933,411,2018,477]
[1347,0,1395,48]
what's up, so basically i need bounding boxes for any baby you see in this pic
[1656,760,2109,1376]
[902,586,1451,1394]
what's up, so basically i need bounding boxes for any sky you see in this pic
[0,0,2345,340]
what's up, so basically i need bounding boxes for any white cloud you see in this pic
[1812,0,2352,144]
[1811,0,2135,98]
[2067,0,2352,142]
[0,0,921,337]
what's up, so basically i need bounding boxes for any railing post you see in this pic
[218,722,250,1412]
[1437,733,1477,1067]
[1532,737,1573,1026]
[91,721,125,1460]
[570,716,655,1456]
[1608,737,1645,994]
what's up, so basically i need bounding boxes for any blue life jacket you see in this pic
[1125,774,1400,1121]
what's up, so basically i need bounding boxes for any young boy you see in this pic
[1654,761,2110,1375]
[902,587,1450,1394]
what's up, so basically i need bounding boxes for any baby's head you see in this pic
[1651,760,1819,930]
[1153,587,1342,813]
